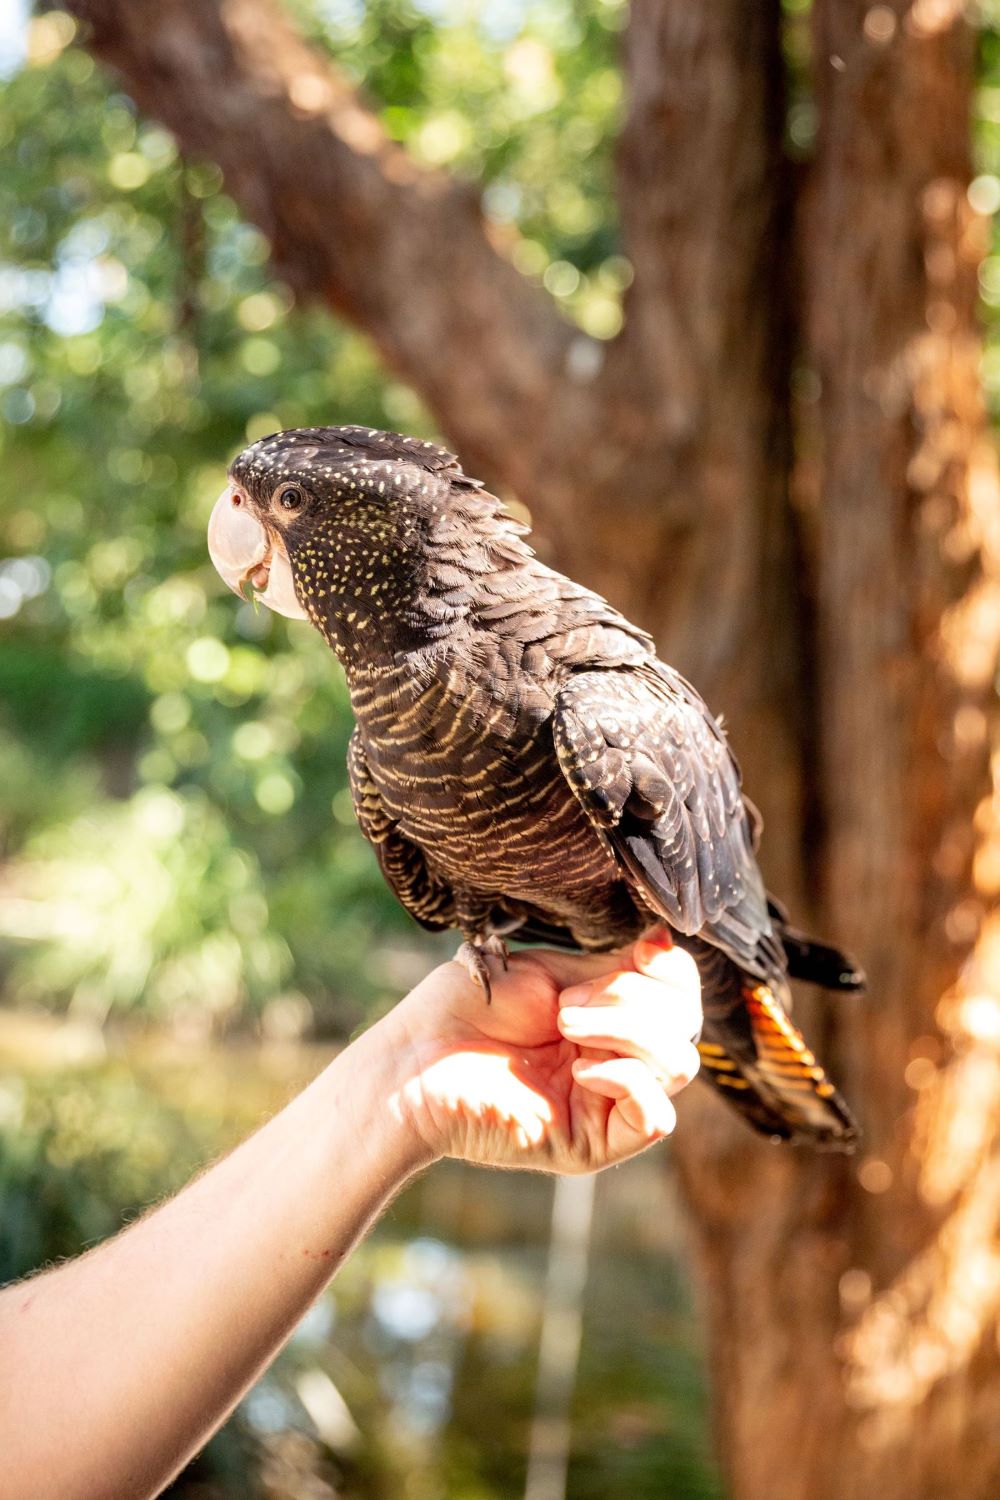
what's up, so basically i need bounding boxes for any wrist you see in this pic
[369,961,480,1163]
[312,1015,439,1188]
[351,1006,446,1173]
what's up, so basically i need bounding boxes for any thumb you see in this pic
[631,925,675,974]
[632,930,703,1040]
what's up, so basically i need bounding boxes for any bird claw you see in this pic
[454,935,509,1003]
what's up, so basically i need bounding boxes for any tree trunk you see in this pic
[806,2,1000,1490]
[67,1,1000,1495]
[682,7,1000,1500]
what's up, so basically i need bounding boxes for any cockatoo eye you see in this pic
[276,484,305,512]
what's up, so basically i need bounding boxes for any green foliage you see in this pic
[0,10,434,1028]
[977,21,1000,419]
[0,0,641,1029]
[296,0,631,332]
[0,8,724,1495]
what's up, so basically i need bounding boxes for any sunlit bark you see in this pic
[802,1,1000,1490]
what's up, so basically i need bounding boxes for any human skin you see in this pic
[0,935,701,1500]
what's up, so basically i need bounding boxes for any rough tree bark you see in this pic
[801,1,1000,1491]
[66,1,1000,1496]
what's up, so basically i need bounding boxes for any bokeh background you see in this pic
[0,4,719,1496]
[3,2,1000,1498]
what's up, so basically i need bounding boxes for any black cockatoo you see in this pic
[208,426,862,1148]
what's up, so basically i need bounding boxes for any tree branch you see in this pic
[68,0,798,598]
[596,0,806,825]
[66,0,575,490]
[616,0,792,446]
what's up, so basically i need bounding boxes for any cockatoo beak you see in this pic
[207,488,308,621]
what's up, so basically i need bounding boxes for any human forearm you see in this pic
[0,1020,429,1500]
[0,939,700,1500]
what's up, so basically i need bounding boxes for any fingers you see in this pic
[632,938,702,1028]
[572,1057,678,1139]
[560,995,701,1084]
[556,944,701,1154]
[558,948,702,1054]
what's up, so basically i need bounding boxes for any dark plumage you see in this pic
[217,425,863,1149]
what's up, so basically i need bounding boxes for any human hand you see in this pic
[379,932,702,1174]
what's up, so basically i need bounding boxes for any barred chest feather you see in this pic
[347,646,624,911]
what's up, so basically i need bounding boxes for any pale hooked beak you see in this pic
[207,488,308,621]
